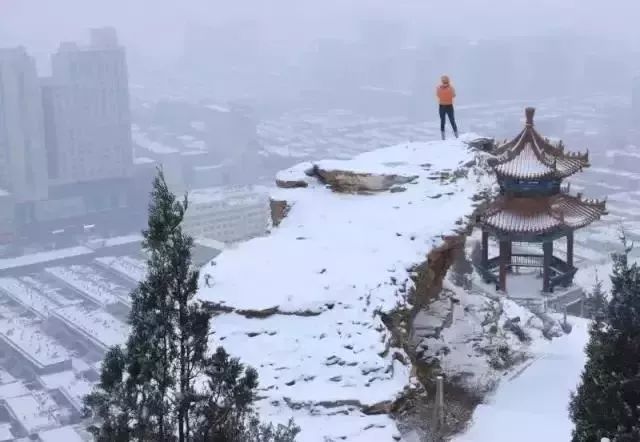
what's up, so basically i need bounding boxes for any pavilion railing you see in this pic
[478,253,577,292]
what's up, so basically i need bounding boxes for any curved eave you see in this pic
[479,194,607,239]
[494,167,556,181]
[491,112,590,181]
[491,128,525,156]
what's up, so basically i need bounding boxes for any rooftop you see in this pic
[187,186,269,206]
[37,425,84,442]
[0,318,71,369]
[492,107,589,180]
[0,278,61,318]
[0,246,94,271]
[52,305,129,351]
[45,266,123,307]
[482,193,607,236]
[4,392,59,434]
[38,370,92,413]
[0,422,11,441]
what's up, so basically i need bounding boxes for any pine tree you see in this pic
[85,171,298,441]
[569,241,640,441]
[192,347,299,442]
[584,274,608,320]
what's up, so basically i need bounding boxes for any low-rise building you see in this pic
[0,318,71,374]
[2,391,60,436]
[182,186,270,244]
[50,304,129,353]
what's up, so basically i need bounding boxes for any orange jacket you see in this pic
[436,84,456,105]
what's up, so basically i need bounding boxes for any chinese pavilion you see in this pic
[477,107,607,293]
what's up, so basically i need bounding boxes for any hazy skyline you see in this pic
[3,0,640,64]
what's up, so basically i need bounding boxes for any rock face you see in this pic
[275,161,314,189]
[312,165,418,193]
[269,199,290,227]
[466,137,495,152]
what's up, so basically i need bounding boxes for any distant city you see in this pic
[2,20,640,440]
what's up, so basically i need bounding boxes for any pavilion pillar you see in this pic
[566,231,574,268]
[481,230,489,268]
[543,241,553,293]
[498,240,509,292]
[506,240,513,272]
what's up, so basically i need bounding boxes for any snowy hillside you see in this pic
[196,135,492,441]
[454,317,589,442]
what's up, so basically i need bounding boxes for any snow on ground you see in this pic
[414,280,561,394]
[198,135,490,441]
[454,317,589,442]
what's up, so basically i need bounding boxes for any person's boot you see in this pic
[441,130,445,140]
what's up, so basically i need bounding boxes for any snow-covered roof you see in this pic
[51,305,129,351]
[0,246,93,271]
[187,186,269,206]
[95,255,147,284]
[482,194,607,236]
[0,318,71,370]
[0,423,12,441]
[197,135,490,441]
[133,156,155,165]
[38,370,92,412]
[131,127,179,155]
[492,107,589,180]
[4,392,59,434]
[45,266,124,307]
[0,277,61,318]
[0,381,29,399]
[37,425,83,442]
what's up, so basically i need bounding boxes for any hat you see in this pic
[441,75,450,84]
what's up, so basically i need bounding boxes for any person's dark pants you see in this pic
[439,104,458,133]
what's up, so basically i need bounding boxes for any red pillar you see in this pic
[499,240,509,292]
[481,230,489,268]
[566,231,574,268]
[543,241,553,292]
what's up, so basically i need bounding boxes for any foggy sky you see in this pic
[3,0,640,62]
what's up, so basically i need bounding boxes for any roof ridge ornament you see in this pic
[525,107,535,127]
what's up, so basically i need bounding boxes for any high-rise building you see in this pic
[44,27,132,185]
[0,47,48,205]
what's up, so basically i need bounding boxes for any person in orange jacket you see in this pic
[436,75,458,140]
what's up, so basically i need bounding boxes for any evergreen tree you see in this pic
[85,171,299,441]
[193,347,299,442]
[584,274,608,320]
[569,241,640,442]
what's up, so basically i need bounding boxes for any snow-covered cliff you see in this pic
[196,135,495,441]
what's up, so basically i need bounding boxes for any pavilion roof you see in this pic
[491,107,589,180]
[480,193,607,236]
